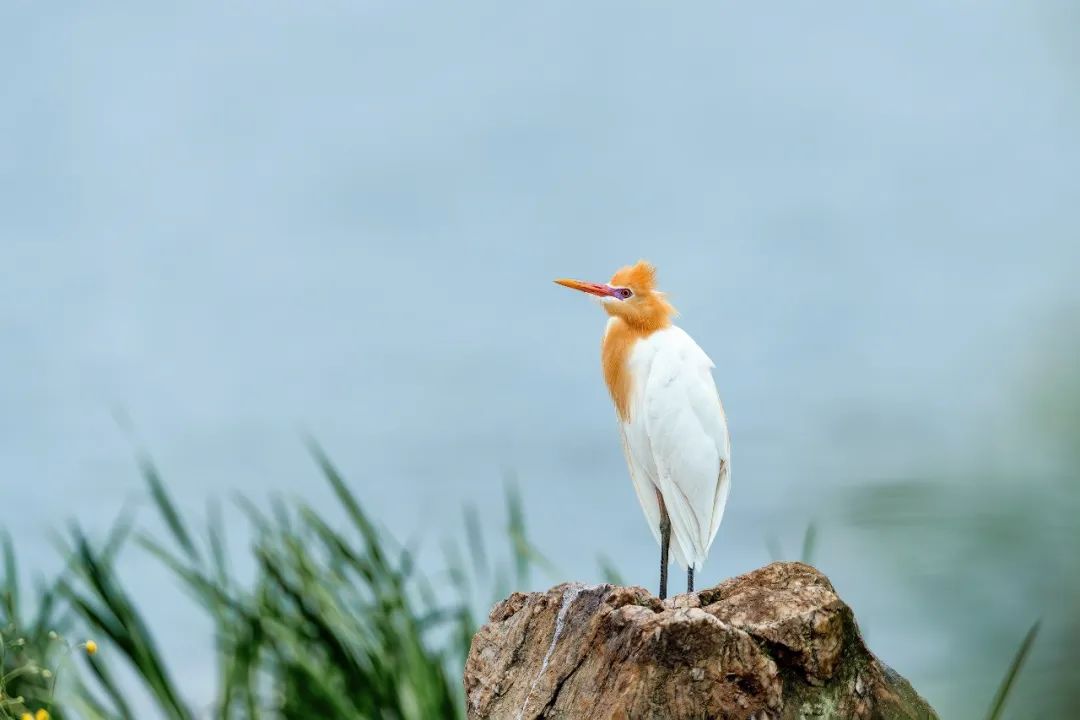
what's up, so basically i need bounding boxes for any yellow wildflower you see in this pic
[36,710,50,720]
[21,713,33,720]
[85,640,98,655]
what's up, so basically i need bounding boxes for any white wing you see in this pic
[618,426,662,545]
[620,418,691,568]
[643,327,731,570]
[617,326,692,568]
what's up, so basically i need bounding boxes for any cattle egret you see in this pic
[555,261,731,599]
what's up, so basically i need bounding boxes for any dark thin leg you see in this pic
[656,490,670,600]
[687,565,695,594]
[659,521,670,600]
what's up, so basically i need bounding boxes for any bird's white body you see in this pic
[610,320,731,570]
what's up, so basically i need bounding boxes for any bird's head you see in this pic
[555,260,676,330]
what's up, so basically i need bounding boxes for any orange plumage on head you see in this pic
[610,260,658,293]
[602,260,676,330]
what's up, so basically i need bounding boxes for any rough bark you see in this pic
[464,562,937,720]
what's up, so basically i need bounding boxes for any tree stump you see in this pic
[464,562,937,719]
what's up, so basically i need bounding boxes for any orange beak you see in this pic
[554,278,615,297]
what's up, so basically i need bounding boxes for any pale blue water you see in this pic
[2,2,1078,716]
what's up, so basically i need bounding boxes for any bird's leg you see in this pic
[687,565,695,594]
[656,489,670,600]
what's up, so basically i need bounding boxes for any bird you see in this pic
[555,260,731,599]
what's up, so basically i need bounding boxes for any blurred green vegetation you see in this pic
[1,532,70,720]
[1,441,547,719]
[844,327,1080,718]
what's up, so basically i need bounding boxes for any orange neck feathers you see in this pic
[600,263,676,421]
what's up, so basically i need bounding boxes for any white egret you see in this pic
[556,261,731,598]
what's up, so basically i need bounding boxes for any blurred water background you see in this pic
[2,2,1078,717]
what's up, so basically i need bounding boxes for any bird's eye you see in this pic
[616,288,633,299]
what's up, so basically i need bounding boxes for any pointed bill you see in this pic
[554,278,616,297]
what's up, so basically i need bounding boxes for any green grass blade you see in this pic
[597,555,624,586]
[800,522,818,566]
[305,439,386,567]
[2,531,19,623]
[985,619,1041,720]
[83,653,137,720]
[140,457,199,562]
[504,477,529,588]
[463,505,488,583]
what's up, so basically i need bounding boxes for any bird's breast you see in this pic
[602,319,652,422]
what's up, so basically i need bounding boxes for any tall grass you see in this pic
[3,444,540,719]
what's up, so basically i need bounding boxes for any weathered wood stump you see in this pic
[465,562,937,719]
